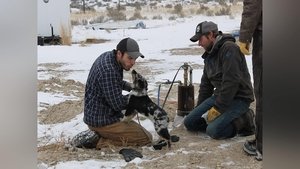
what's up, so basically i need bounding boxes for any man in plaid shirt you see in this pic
[84,38,152,149]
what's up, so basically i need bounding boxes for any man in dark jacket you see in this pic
[184,21,255,139]
[84,38,152,149]
[238,0,263,161]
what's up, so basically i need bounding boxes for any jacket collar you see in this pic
[202,32,236,59]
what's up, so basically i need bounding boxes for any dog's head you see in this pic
[131,69,148,96]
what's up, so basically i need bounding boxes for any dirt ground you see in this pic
[38,101,261,168]
[37,48,262,168]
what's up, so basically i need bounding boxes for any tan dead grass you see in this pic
[60,23,72,45]
[166,47,205,56]
[70,4,243,25]
[70,10,106,21]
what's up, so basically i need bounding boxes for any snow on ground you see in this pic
[38,14,254,168]
[38,92,79,111]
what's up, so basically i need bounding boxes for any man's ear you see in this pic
[207,31,213,39]
[116,50,123,60]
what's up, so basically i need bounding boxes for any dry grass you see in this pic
[76,38,111,46]
[164,47,205,56]
[69,4,243,26]
[60,23,72,45]
[71,10,106,21]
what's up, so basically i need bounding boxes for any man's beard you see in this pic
[205,42,213,52]
[119,60,131,71]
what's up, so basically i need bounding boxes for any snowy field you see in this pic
[37,13,255,168]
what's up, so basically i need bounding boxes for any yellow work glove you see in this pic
[207,107,221,123]
[238,41,250,55]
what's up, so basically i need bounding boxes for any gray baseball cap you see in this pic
[116,38,144,59]
[190,21,218,42]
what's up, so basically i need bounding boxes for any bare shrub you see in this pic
[106,6,126,21]
[232,0,238,5]
[150,2,157,9]
[60,24,72,46]
[173,4,184,17]
[89,15,105,24]
[190,8,196,15]
[81,19,88,25]
[168,16,176,20]
[173,4,183,14]
[70,2,81,9]
[196,4,209,15]
[206,9,214,16]
[218,0,227,6]
[134,2,142,11]
[85,38,110,44]
[96,1,103,7]
[129,10,144,20]
[71,19,88,26]
[152,15,163,20]
[71,20,81,26]
[215,6,231,16]
[117,5,126,11]
[165,4,173,9]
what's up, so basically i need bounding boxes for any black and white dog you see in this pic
[123,69,171,147]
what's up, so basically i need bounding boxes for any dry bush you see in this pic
[134,2,142,11]
[79,19,88,25]
[215,6,231,16]
[70,18,82,26]
[89,15,105,24]
[70,11,105,26]
[173,4,184,17]
[106,6,127,21]
[60,24,72,46]
[173,4,183,14]
[206,9,215,16]
[218,0,227,6]
[71,20,81,26]
[150,2,157,9]
[152,15,163,20]
[189,8,196,15]
[165,4,173,9]
[168,16,176,20]
[129,10,144,20]
[196,4,209,15]
[69,3,241,25]
[85,38,110,44]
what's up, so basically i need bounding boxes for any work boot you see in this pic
[243,139,263,161]
[232,109,255,137]
[243,139,257,156]
[71,129,101,149]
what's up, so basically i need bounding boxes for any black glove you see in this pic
[119,148,143,162]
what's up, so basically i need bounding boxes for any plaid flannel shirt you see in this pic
[83,50,131,127]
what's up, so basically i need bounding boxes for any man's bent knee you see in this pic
[206,125,223,139]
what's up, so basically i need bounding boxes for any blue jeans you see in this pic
[184,95,250,139]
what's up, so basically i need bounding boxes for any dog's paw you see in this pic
[170,135,180,142]
[153,140,168,150]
